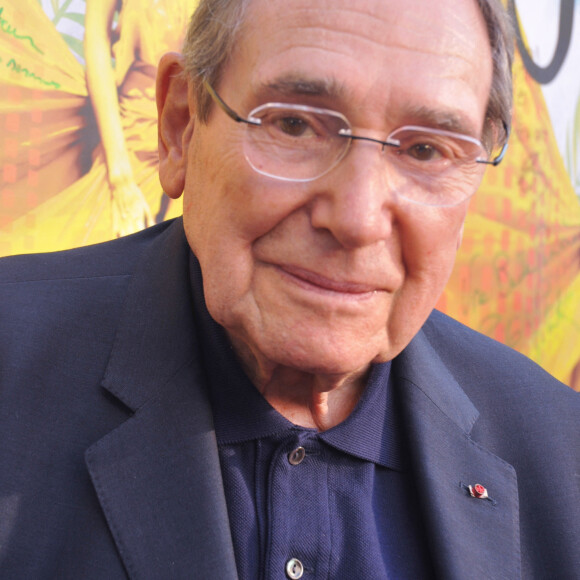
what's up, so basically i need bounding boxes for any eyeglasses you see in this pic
[204,81,509,207]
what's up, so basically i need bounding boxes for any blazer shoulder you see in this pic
[0,219,178,283]
[423,309,579,418]
[0,219,184,364]
[425,310,573,383]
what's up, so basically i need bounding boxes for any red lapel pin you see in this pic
[468,483,489,499]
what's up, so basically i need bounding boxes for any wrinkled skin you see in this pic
[157,0,492,429]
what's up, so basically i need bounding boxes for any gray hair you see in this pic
[182,0,514,148]
[476,0,515,148]
[181,0,251,121]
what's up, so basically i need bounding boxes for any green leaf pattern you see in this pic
[37,0,87,61]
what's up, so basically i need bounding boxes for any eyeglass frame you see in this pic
[203,80,510,179]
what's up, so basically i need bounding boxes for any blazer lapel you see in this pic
[394,328,521,580]
[85,220,238,579]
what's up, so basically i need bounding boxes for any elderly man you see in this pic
[1,0,579,578]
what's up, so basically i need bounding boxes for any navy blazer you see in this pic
[0,218,579,579]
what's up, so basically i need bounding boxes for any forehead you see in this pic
[224,0,492,134]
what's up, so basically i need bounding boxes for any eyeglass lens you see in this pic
[243,104,488,205]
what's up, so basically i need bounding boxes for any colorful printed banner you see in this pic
[1,1,579,390]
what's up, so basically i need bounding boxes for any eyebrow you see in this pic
[257,75,348,101]
[396,105,480,137]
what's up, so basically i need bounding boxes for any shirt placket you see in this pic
[265,431,331,579]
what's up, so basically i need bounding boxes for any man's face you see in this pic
[167,0,492,377]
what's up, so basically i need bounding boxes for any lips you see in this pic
[279,264,379,295]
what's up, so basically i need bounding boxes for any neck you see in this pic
[261,371,368,431]
[230,335,369,431]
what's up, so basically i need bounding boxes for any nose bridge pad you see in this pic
[348,135,394,166]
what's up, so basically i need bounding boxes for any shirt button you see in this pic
[288,446,306,465]
[285,557,304,579]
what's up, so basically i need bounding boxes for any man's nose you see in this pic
[309,143,397,249]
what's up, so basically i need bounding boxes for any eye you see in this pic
[396,136,451,162]
[390,128,482,167]
[258,110,323,141]
[260,108,341,141]
[405,142,442,161]
[276,115,312,137]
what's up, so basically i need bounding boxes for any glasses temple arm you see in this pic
[477,120,511,166]
[203,81,260,126]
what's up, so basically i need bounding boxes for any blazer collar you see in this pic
[100,219,199,411]
[86,219,238,579]
[393,325,521,579]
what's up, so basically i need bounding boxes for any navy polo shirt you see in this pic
[190,256,434,579]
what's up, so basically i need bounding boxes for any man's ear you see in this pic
[156,52,193,199]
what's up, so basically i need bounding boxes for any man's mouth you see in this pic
[278,264,379,297]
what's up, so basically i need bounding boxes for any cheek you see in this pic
[183,143,249,250]
[400,204,467,283]
[184,120,317,250]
